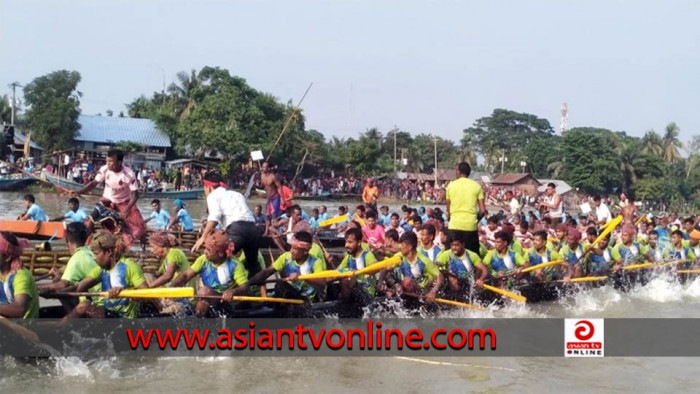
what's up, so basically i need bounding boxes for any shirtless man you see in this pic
[620,193,638,225]
[260,162,283,219]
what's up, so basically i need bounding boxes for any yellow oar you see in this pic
[353,214,367,227]
[521,260,564,274]
[435,298,488,312]
[195,295,305,304]
[557,276,608,283]
[296,255,403,281]
[634,214,647,226]
[482,283,526,302]
[623,263,654,271]
[319,214,350,227]
[677,270,700,274]
[60,287,195,299]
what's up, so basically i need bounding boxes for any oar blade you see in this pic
[482,284,526,302]
[118,287,195,299]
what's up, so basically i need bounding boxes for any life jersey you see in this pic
[419,244,442,263]
[396,253,439,289]
[487,251,519,272]
[272,253,326,298]
[197,257,246,293]
[443,251,476,278]
[89,258,145,318]
[560,244,584,266]
[588,248,613,274]
[339,250,377,295]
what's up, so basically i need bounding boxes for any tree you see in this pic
[168,69,201,119]
[662,122,683,162]
[558,128,620,193]
[640,130,663,157]
[0,95,12,124]
[685,135,700,179]
[23,70,82,153]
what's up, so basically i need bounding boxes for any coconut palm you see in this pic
[662,122,684,162]
[547,160,564,179]
[168,69,200,119]
[640,129,663,157]
[617,142,646,191]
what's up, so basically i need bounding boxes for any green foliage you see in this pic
[0,95,12,124]
[23,70,82,153]
[558,128,620,193]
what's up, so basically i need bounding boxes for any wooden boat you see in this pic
[0,174,37,191]
[44,173,204,200]
[0,220,65,239]
[254,188,362,201]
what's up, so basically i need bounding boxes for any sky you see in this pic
[1,0,699,145]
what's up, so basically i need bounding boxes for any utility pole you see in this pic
[9,82,22,125]
[392,125,398,173]
[433,137,438,186]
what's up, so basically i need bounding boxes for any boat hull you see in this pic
[45,174,204,200]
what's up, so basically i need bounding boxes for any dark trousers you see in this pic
[450,229,480,255]
[226,221,263,278]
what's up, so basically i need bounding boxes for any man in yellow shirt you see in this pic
[446,162,486,255]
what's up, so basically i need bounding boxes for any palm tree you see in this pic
[168,69,200,119]
[662,122,684,162]
[640,129,663,157]
[547,160,564,179]
[617,142,645,191]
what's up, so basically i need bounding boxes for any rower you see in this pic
[582,227,598,251]
[526,230,565,282]
[50,197,89,223]
[144,199,172,230]
[611,225,653,272]
[669,230,696,268]
[17,194,48,222]
[585,234,614,276]
[38,223,99,312]
[683,226,700,259]
[418,224,441,262]
[682,218,695,240]
[647,230,665,262]
[482,231,528,286]
[64,231,147,318]
[0,232,38,318]
[385,213,405,237]
[380,232,442,303]
[171,230,249,317]
[167,199,194,232]
[318,205,329,222]
[309,209,321,230]
[335,228,378,303]
[382,229,401,258]
[74,149,146,245]
[551,223,568,252]
[378,206,391,227]
[147,231,192,288]
[248,231,327,302]
[559,228,584,278]
[436,236,487,293]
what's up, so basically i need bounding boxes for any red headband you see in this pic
[204,180,226,188]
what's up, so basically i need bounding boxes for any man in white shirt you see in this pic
[192,172,262,278]
[593,194,612,225]
[505,190,521,216]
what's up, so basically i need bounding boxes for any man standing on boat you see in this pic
[446,162,486,255]
[362,178,379,213]
[72,149,145,244]
[260,161,283,219]
[192,171,263,279]
[540,183,564,226]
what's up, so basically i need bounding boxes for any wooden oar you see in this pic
[557,276,608,283]
[319,214,350,227]
[296,255,402,281]
[573,215,623,267]
[634,214,647,226]
[196,295,304,304]
[58,287,195,299]
[482,283,526,302]
[677,270,700,274]
[0,316,40,345]
[435,298,488,312]
[521,260,565,274]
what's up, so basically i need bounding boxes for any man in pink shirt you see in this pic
[74,150,145,244]
[361,211,385,251]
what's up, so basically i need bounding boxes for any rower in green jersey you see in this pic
[237,251,268,297]
[500,223,525,258]
[38,222,100,313]
[647,230,666,262]
[526,230,567,282]
[171,230,249,317]
[418,224,442,262]
[581,226,599,252]
[0,232,38,318]
[331,227,378,300]
[249,231,327,302]
[584,234,614,276]
[669,230,697,269]
[612,225,653,272]
[383,229,401,259]
[482,231,528,287]
[65,231,147,319]
[436,236,487,293]
[143,231,195,315]
[380,232,442,303]
[558,228,584,278]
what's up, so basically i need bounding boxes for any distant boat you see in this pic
[0,174,37,191]
[253,188,361,201]
[44,173,204,200]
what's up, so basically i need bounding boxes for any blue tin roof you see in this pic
[76,114,171,148]
[14,131,44,150]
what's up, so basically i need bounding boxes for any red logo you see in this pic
[574,320,594,341]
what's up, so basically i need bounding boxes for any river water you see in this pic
[1,192,699,393]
